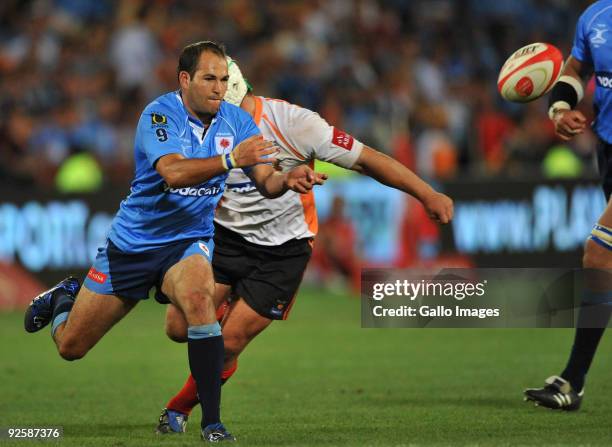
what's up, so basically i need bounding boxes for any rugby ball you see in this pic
[497,43,564,103]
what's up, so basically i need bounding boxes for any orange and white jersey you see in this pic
[214,96,364,246]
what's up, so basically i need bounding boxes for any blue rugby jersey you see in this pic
[108,91,260,252]
[573,0,612,142]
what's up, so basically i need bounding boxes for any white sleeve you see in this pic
[284,106,363,169]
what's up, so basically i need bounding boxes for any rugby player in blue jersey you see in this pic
[154,56,453,435]
[23,41,325,442]
[524,1,612,411]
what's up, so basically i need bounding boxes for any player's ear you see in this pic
[178,70,191,89]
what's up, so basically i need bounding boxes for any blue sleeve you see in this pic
[138,106,183,167]
[572,9,592,65]
[233,107,262,174]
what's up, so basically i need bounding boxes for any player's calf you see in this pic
[223,332,250,366]
[162,254,226,431]
[54,287,137,361]
[164,300,230,343]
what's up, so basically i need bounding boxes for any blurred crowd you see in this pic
[0,0,599,191]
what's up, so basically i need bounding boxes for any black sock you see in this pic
[560,304,611,392]
[187,323,224,429]
[51,291,75,321]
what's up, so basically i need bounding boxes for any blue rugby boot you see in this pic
[201,423,236,442]
[24,276,80,333]
[156,408,188,434]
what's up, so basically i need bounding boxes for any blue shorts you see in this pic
[83,237,214,301]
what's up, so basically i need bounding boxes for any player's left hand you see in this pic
[422,191,454,224]
[286,165,328,194]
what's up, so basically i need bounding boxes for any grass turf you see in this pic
[1,287,611,446]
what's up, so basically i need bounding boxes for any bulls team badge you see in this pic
[199,242,211,258]
[214,135,234,154]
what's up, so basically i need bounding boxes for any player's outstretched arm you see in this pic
[248,164,328,198]
[156,135,278,188]
[549,56,593,141]
[351,146,454,224]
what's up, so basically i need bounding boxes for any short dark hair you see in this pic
[177,41,226,80]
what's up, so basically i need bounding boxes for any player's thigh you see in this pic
[223,298,273,356]
[59,285,137,352]
[161,254,216,325]
[165,283,232,342]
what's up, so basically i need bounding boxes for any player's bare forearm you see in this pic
[249,164,288,198]
[156,153,226,188]
[156,136,280,188]
[351,146,453,223]
[550,57,593,141]
[249,164,328,198]
[262,174,288,198]
[351,146,434,201]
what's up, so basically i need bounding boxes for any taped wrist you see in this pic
[548,76,584,119]
[221,152,237,170]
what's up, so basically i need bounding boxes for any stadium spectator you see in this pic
[0,0,601,187]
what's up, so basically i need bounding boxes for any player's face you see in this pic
[182,52,228,118]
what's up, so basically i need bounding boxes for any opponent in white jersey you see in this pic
[217,94,363,245]
[156,57,453,433]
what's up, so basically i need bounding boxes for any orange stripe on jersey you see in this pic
[265,97,290,104]
[262,113,306,161]
[299,161,318,235]
[253,96,263,126]
[300,191,318,234]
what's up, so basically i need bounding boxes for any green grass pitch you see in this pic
[1,287,611,446]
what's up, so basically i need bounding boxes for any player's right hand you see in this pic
[286,164,328,194]
[422,191,454,224]
[233,135,279,168]
[552,110,587,141]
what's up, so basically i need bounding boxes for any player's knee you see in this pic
[223,332,249,360]
[57,338,87,361]
[181,288,213,312]
[165,319,188,343]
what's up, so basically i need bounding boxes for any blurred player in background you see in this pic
[524,1,612,411]
[311,195,361,293]
[23,41,324,442]
[156,56,453,434]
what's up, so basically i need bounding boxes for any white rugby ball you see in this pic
[497,43,564,103]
